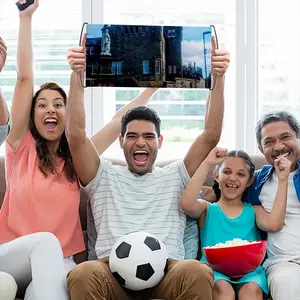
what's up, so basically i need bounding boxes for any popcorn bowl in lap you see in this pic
[203,239,267,278]
[109,231,168,291]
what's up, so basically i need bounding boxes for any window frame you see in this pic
[235,0,258,153]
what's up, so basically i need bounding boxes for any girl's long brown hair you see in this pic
[29,82,75,182]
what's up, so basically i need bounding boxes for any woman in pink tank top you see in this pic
[0,1,157,298]
[0,0,83,298]
[0,0,79,298]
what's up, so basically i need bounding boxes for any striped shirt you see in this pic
[82,159,190,260]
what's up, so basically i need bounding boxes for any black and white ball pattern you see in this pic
[109,231,169,291]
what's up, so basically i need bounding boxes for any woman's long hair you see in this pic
[212,150,255,201]
[29,82,75,182]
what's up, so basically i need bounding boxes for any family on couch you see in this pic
[0,1,299,300]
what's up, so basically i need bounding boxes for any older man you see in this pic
[244,111,300,300]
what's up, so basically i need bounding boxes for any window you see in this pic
[1,0,294,160]
[112,62,117,74]
[92,64,98,75]
[143,60,150,74]
[2,0,268,160]
[117,62,121,74]
[0,0,83,101]
[112,61,123,75]
[258,0,300,120]
[0,0,89,154]
[89,46,94,56]
[167,29,175,38]
[155,60,161,74]
[117,26,122,35]
[99,0,236,160]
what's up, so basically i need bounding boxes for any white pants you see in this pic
[266,261,300,300]
[0,232,72,300]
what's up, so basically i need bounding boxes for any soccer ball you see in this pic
[109,231,169,291]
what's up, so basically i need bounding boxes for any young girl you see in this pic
[180,147,290,300]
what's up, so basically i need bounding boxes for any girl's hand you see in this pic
[204,147,228,167]
[274,154,291,181]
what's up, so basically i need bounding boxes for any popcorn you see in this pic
[205,238,257,248]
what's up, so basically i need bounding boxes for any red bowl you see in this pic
[203,240,267,278]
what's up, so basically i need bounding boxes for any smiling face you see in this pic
[33,89,66,142]
[119,120,163,175]
[215,156,253,201]
[259,121,299,171]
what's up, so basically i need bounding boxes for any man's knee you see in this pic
[67,260,108,290]
[173,260,214,283]
[0,272,17,300]
[269,271,300,293]
[68,261,97,284]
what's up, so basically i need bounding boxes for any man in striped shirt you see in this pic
[65,36,230,300]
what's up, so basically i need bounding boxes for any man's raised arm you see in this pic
[184,37,230,177]
[66,42,158,185]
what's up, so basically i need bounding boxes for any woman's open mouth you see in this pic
[44,118,58,132]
